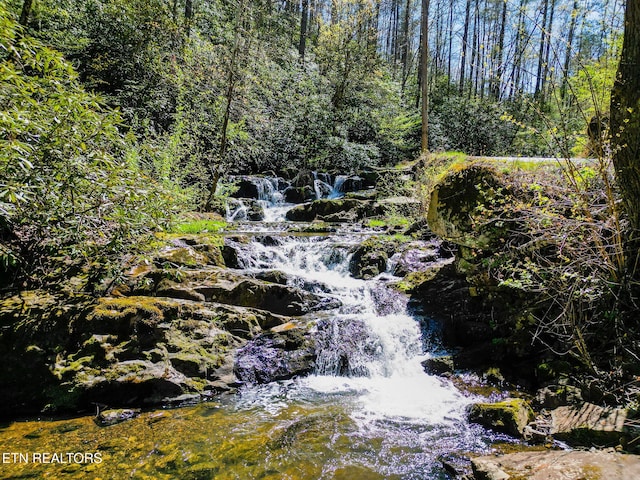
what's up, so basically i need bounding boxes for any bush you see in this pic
[0,7,179,289]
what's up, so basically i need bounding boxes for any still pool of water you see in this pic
[0,378,498,479]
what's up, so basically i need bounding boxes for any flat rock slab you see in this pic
[472,450,640,480]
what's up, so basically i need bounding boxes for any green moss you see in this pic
[171,220,227,234]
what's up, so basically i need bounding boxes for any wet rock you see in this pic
[285,198,373,222]
[338,175,364,193]
[95,408,140,426]
[314,318,380,376]
[226,198,265,221]
[221,244,240,268]
[549,403,639,450]
[468,398,534,437]
[284,186,315,203]
[349,238,397,279]
[421,355,455,375]
[472,450,640,480]
[230,177,260,199]
[234,328,316,384]
[197,278,340,316]
[391,243,440,277]
[252,270,289,285]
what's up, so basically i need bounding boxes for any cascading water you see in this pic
[222,192,499,477]
[0,175,507,480]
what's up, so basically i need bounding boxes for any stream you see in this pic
[0,177,510,479]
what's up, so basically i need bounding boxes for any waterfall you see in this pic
[231,227,473,423]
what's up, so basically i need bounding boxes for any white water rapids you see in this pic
[219,184,502,477]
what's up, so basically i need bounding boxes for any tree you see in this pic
[610,0,640,259]
[420,0,429,152]
[19,0,33,25]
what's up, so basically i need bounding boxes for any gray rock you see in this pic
[550,403,640,450]
[234,328,316,384]
[472,450,640,480]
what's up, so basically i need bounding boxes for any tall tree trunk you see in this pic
[509,0,527,98]
[446,0,453,90]
[534,0,549,99]
[540,0,556,99]
[185,0,194,38]
[469,1,478,98]
[401,0,411,91]
[19,0,34,26]
[490,0,507,100]
[560,0,579,102]
[610,0,640,263]
[459,0,471,93]
[299,0,309,62]
[421,0,430,153]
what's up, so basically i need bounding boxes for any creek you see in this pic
[0,176,510,479]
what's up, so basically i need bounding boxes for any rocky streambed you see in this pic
[1,172,640,479]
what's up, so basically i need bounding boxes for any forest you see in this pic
[3,0,640,476]
[0,0,629,284]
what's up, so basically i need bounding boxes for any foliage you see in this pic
[0,7,179,288]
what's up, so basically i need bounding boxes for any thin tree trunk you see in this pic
[459,0,471,93]
[401,0,411,91]
[535,0,549,99]
[490,0,507,99]
[560,0,578,101]
[204,0,245,210]
[446,0,453,90]
[421,0,430,153]
[469,1,478,98]
[509,0,527,98]
[540,0,556,99]
[185,0,194,38]
[299,0,309,62]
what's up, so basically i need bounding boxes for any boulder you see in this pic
[468,398,535,437]
[234,327,316,384]
[229,198,265,221]
[230,177,260,199]
[472,450,640,480]
[391,242,440,277]
[95,408,140,426]
[285,198,373,222]
[284,186,315,204]
[421,355,455,375]
[196,278,341,316]
[549,403,640,450]
[427,164,510,249]
[348,238,397,279]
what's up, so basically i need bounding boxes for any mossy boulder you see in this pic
[427,164,511,250]
[468,398,534,437]
[348,237,398,279]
